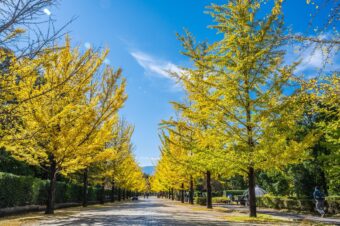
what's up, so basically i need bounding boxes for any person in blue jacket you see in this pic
[313,186,325,217]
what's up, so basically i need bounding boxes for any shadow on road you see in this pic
[41,198,233,226]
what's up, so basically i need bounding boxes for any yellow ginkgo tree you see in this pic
[86,118,146,205]
[305,74,340,194]
[172,0,318,217]
[4,38,127,214]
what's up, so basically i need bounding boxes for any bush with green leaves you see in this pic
[212,197,230,204]
[257,194,314,211]
[195,197,206,206]
[0,172,101,208]
[0,172,35,208]
[257,194,340,214]
[224,190,245,196]
[326,196,340,214]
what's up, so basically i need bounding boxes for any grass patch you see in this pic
[190,206,214,211]
[0,203,113,225]
[0,213,43,226]
[299,220,327,226]
[213,206,247,214]
[224,213,294,224]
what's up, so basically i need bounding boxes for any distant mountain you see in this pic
[142,166,155,175]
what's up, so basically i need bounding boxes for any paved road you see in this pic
[38,198,242,226]
[5,197,338,225]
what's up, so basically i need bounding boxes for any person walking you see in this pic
[313,186,325,217]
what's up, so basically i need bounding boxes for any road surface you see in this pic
[2,197,339,225]
[39,197,231,226]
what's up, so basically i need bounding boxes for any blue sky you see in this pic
[48,0,338,166]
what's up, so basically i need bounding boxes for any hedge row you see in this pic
[194,191,222,197]
[195,197,206,206]
[257,195,340,214]
[0,172,101,208]
[195,195,339,214]
[196,196,236,205]
[212,197,230,204]
[224,190,245,196]
[326,196,340,214]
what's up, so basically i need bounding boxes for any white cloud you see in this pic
[43,8,51,16]
[84,42,91,49]
[286,34,340,74]
[138,156,159,167]
[130,51,184,81]
[295,46,339,73]
[104,58,111,65]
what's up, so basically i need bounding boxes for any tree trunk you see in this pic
[118,188,121,201]
[189,176,194,204]
[248,167,257,217]
[45,156,57,214]
[82,168,88,207]
[110,181,115,202]
[122,189,126,200]
[171,188,174,200]
[320,169,328,196]
[245,77,256,217]
[168,188,171,199]
[206,170,212,209]
[181,183,185,203]
[100,182,105,204]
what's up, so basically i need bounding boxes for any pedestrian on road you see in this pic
[313,186,325,217]
[227,194,232,205]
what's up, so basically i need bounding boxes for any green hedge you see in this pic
[257,195,314,211]
[195,197,206,206]
[0,173,35,207]
[0,172,100,208]
[212,196,230,204]
[326,196,340,214]
[257,195,340,214]
[224,190,245,196]
[195,196,235,205]
[212,191,223,197]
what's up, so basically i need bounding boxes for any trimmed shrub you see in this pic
[326,196,340,214]
[257,195,339,214]
[87,186,98,202]
[298,199,314,212]
[224,190,244,196]
[55,182,68,203]
[0,173,35,208]
[65,184,83,203]
[257,195,307,210]
[0,172,104,209]
[212,196,230,204]
[32,179,48,205]
[212,191,223,197]
[195,197,206,206]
